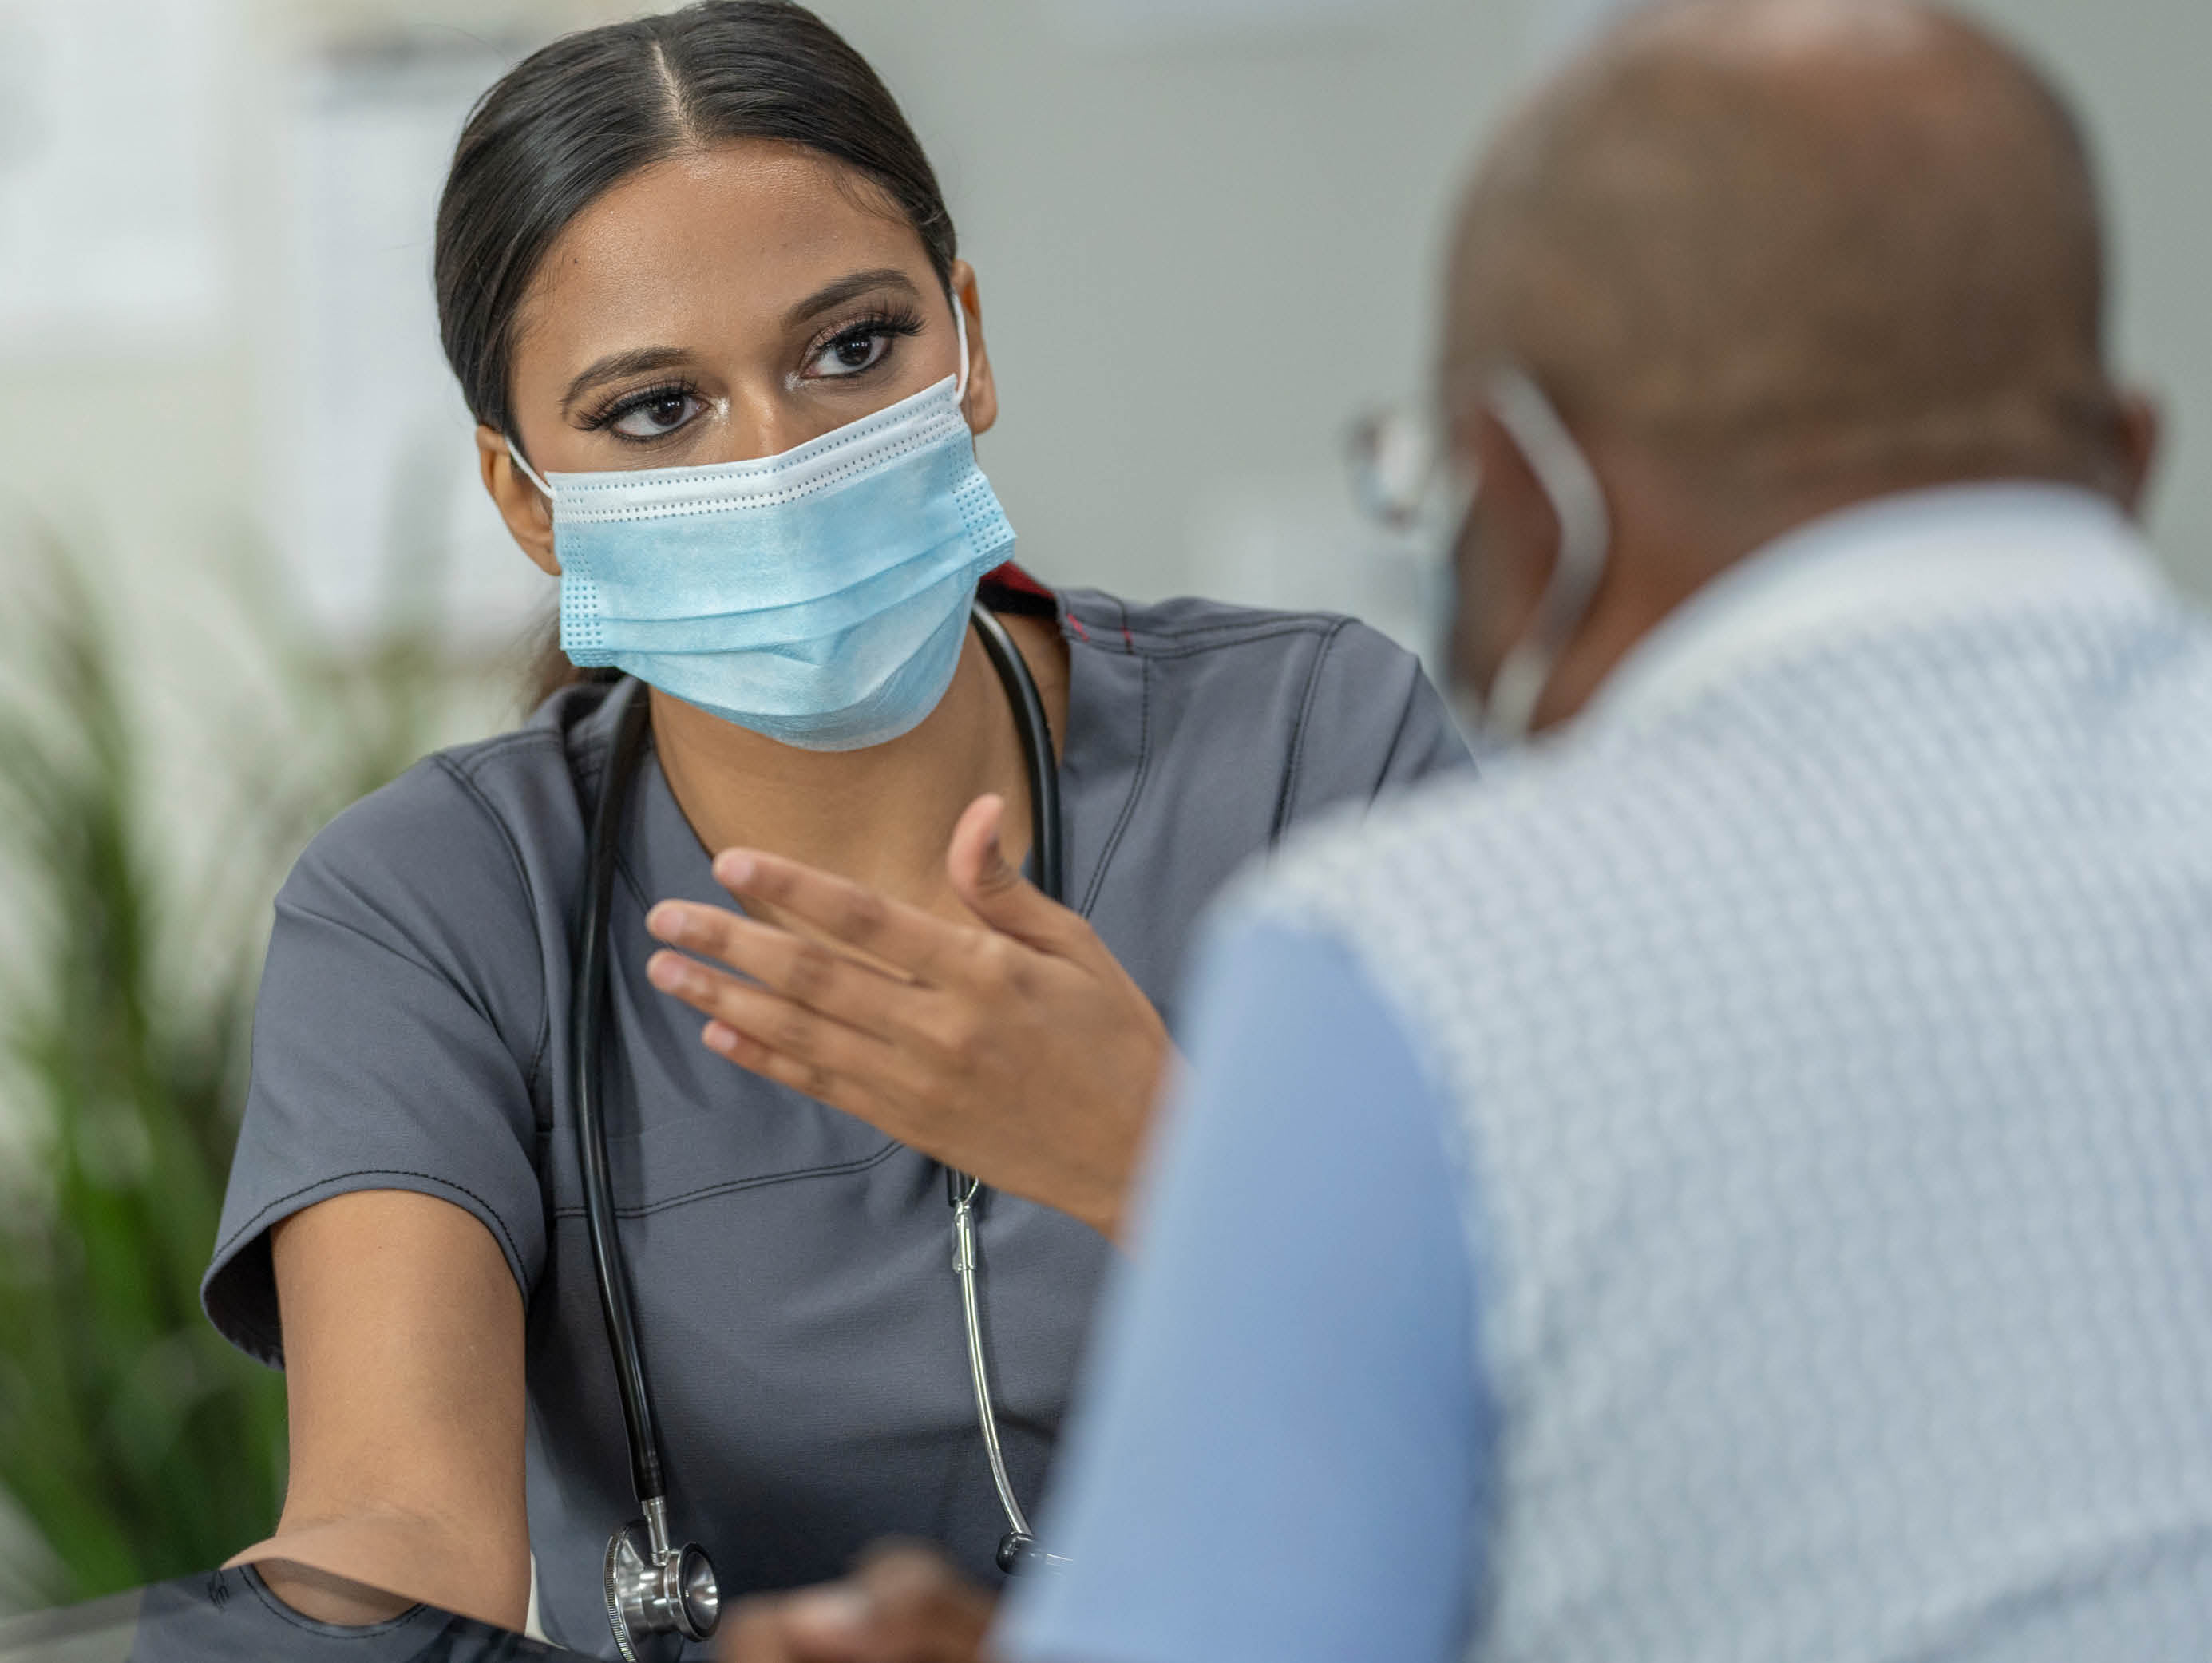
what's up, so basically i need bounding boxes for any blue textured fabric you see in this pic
[549,374,1015,750]
[1005,920,1486,1663]
[1001,484,2212,1663]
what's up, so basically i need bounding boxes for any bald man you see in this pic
[723,2,2212,1659]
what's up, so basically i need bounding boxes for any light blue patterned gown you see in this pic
[1009,483,2212,1663]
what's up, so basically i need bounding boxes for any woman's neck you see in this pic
[647,612,1069,919]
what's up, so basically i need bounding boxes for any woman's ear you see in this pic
[476,424,560,576]
[950,260,998,438]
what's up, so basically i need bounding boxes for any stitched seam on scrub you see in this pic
[1081,651,1152,919]
[1114,620,1351,662]
[434,752,556,1108]
[243,1569,426,1637]
[278,901,509,1039]
[1367,657,1430,797]
[1272,616,1351,842]
[548,1137,905,1218]
[1113,614,1347,648]
[211,1168,536,1362]
[555,417,963,523]
[441,727,565,766]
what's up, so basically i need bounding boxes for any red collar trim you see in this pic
[981,560,1055,602]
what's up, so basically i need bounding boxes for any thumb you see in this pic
[947,794,1082,955]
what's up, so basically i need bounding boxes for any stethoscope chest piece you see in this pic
[604,1499,720,1661]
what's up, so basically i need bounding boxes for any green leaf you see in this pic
[0,524,497,1609]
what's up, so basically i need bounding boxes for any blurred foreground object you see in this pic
[0,533,485,1610]
[0,1556,552,1660]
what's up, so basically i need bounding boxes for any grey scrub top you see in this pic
[202,582,1468,1656]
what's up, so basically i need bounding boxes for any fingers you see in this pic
[708,850,962,983]
[698,1017,900,1122]
[719,1588,869,1662]
[648,901,925,1042]
[718,1546,996,1663]
[944,795,1089,957]
[644,950,905,1106]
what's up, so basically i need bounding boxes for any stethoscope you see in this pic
[573,602,1066,1661]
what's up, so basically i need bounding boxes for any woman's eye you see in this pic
[610,390,702,439]
[809,328,892,379]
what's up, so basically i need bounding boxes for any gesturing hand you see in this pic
[644,793,1171,1241]
[719,1545,996,1663]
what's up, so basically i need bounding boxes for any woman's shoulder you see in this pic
[1062,579,1459,756]
[279,679,621,955]
[1060,588,1403,661]
[1056,586,1471,827]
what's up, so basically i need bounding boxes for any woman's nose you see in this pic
[719,386,820,462]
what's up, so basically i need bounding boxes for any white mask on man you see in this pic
[1450,367,1613,748]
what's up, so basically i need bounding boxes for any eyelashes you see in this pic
[804,305,927,379]
[578,379,704,437]
[572,301,935,443]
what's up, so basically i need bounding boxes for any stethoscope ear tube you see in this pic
[968,601,1062,905]
[576,681,721,1654]
[575,680,669,1511]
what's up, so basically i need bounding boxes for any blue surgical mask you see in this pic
[508,308,1015,751]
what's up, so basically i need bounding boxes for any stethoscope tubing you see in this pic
[967,601,1064,904]
[576,600,1065,1618]
[574,678,668,1513]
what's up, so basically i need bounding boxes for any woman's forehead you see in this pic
[512,140,934,376]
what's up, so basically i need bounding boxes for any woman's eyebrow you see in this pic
[558,271,923,416]
[782,267,921,330]
[562,346,693,417]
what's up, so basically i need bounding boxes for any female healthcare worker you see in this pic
[200,2,1466,1656]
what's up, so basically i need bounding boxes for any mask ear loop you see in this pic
[1480,366,1611,742]
[507,435,555,502]
[953,293,971,402]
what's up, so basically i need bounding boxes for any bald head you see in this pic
[1446,0,2120,496]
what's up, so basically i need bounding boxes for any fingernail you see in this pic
[646,952,690,992]
[645,902,684,940]
[714,852,756,889]
[703,1021,738,1055]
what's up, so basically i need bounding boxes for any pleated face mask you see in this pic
[509,307,1015,751]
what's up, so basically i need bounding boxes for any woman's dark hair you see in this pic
[437,0,955,436]
[432,1,959,706]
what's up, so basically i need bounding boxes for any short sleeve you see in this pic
[1280,622,1470,828]
[1002,917,1492,1663]
[201,756,552,1368]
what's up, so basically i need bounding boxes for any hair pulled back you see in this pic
[434,0,957,440]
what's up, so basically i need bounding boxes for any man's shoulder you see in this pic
[1248,584,2212,1008]
[1245,738,1627,933]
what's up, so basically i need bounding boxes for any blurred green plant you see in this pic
[0,529,495,1611]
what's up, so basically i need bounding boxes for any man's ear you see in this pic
[476,425,560,576]
[950,260,998,438]
[2111,388,2161,519]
